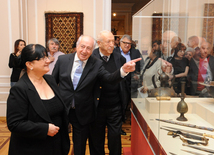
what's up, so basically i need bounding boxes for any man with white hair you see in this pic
[161,30,178,60]
[89,30,128,155]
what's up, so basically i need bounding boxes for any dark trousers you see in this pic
[69,108,90,155]
[89,104,122,155]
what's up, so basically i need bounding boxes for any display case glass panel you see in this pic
[130,0,214,154]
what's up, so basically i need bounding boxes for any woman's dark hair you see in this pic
[152,40,161,46]
[20,44,48,70]
[174,43,186,58]
[14,39,26,54]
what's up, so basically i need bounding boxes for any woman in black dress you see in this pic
[168,43,189,95]
[8,39,26,87]
[7,44,70,155]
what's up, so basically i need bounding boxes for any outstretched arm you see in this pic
[122,58,142,73]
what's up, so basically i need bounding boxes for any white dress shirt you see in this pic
[71,54,87,81]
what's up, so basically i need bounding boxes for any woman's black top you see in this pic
[42,95,64,155]
[8,53,21,82]
[169,57,189,74]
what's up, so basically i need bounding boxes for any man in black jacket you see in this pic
[115,34,144,98]
[89,30,129,155]
[188,41,214,96]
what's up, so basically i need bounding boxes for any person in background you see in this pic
[166,36,182,62]
[115,34,144,135]
[131,40,137,48]
[140,49,162,94]
[46,38,64,75]
[184,47,195,61]
[152,40,161,51]
[52,35,141,155]
[161,30,178,60]
[114,36,120,48]
[168,43,189,95]
[8,39,26,87]
[89,30,128,155]
[184,47,195,93]
[188,41,214,96]
[72,41,77,53]
[115,34,144,98]
[187,36,200,49]
[7,44,70,155]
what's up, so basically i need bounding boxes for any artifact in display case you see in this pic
[149,70,176,97]
[156,119,214,154]
[199,80,214,98]
[160,127,209,146]
[181,149,213,155]
[182,144,214,154]
[156,119,214,132]
[176,80,188,121]
[162,126,214,139]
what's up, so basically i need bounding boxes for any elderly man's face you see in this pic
[187,39,194,48]
[170,37,178,49]
[98,32,115,56]
[120,37,132,54]
[200,42,211,59]
[48,40,59,53]
[76,36,94,61]
[162,33,171,55]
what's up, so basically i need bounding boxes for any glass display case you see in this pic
[129,0,214,154]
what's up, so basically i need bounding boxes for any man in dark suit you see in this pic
[188,41,214,96]
[89,30,128,155]
[115,34,144,99]
[52,35,141,155]
[114,34,144,135]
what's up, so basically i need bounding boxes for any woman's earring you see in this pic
[31,68,33,71]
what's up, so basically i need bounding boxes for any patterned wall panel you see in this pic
[45,12,83,54]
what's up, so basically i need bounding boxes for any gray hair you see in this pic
[47,38,60,49]
[97,30,112,42]
[76,35,97,50]
[120,34,132,42]
[185,47,195,53]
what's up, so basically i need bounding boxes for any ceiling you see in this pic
[112,0,150,15]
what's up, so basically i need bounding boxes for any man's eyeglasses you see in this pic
[121,41,132,45]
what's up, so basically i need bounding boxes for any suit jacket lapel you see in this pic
[112,51,121,69]
[93,48,121,69]
[22,74,52,123]
[77,56,94,87]
[93,49,100,58]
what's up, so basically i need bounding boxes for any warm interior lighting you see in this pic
[113,13,116,16]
